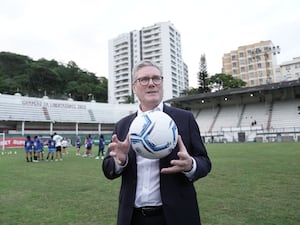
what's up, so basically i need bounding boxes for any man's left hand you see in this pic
[161,135,193,174]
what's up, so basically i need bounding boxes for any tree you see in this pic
[208,73,246,90]
[0,51,109,102]
[197,54,210,93]
[27,65,62,97]
[180,87,200,96]
[93,77,108,102]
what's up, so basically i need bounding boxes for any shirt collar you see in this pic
[137,102,163,115]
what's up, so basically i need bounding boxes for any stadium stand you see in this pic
[0,93,137,136]
[0,94,46,121]
[271,99,300,129]
[46,101,92,123]
[167,80,300,143]
[195,108,217,132]
[211,104,243,132]
[1,80,300,142]
[239,102,269,129]
[89,103,136,123]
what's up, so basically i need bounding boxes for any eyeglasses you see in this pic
[135,76,163,86]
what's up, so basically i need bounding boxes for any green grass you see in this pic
[0,142,299,225]
[198,142,300,225]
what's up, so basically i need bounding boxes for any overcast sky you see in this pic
[1,0,299,87]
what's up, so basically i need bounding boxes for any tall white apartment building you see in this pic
[222,40,280,87]
[108,22,189,103]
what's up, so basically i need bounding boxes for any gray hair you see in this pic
[132,60,162,82]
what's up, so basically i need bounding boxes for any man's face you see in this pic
[132,65,164,111]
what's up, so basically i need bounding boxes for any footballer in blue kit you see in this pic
[33,136,42,162]
[46,135,56,161]
[75,136,81,156]
[24,135,33,162]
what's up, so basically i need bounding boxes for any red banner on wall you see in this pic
[0,137,25,148]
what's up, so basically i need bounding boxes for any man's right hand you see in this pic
[108,134,130,166]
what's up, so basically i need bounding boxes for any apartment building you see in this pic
[222,40,280,87]
[108,22,188,103]
[275,57,300,82]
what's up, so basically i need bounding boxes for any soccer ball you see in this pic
[129,110,178,159]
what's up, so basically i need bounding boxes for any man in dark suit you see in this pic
[102,60,211,225]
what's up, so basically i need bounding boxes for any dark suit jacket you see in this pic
[102,104,211,225]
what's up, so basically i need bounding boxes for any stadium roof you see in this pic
[165,79,300,108]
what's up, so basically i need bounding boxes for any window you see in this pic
[256,56,261,61]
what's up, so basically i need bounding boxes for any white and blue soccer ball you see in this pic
[129,110,178,159]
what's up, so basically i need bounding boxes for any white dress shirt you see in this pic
[134,103,164,207]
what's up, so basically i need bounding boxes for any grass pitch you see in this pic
[0,142,299,225]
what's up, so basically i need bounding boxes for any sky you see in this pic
[1,0,299,88]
